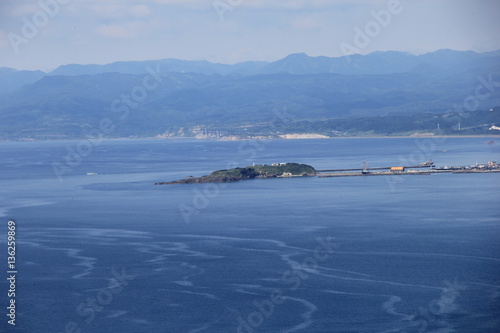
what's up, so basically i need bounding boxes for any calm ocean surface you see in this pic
[1,137,499,333]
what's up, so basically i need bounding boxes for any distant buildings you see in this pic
[476,161,498,170]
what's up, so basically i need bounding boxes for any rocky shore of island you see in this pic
[155,163,316,185]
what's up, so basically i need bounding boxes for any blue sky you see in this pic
[1,0,499,71]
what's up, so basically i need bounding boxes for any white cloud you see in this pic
[4,3,40,17]
[0,30,9,49]
[292,17,322,30]
[91,4,127,18]
[227,0,387,11]
[90,4,151,18]
[130,5,151,18]
[1,0,499,70]
[96,24,135,38]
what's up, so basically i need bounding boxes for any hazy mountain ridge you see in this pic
[46,49,500,76]
[0,50,499,140]
[0,68,45,95]
[1,49,497,97]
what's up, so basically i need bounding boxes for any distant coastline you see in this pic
[1,134,499,143]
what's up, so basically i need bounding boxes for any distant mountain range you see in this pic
[0,67,45,95]
[0,50,499,140]
[4,49,500,81]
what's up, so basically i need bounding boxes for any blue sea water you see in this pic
[0,137,499,333]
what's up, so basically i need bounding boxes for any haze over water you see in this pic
[1,137,499,332]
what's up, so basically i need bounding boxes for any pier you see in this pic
[316,160,434,173]
[316,160,500,178]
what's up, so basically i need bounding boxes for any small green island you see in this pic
[155,163,316,185]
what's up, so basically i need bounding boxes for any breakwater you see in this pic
[317,161,499,178]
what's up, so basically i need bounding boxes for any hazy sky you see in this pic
[1,0,499,71]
